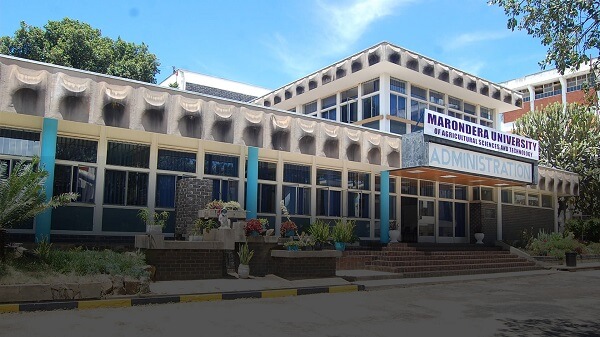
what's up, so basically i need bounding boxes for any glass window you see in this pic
[438,201,453,237]
[362,79,380,95]
[158,149,196,173]
[107,142,150,168]
[362,95,380,119]
[480,106,492,120]
[389,120,406,135]
[341,103,358,123]
[542,195,553,208]
[375,175,396,193]
[304,101,317,115]
[348,171,370,190]
[363,121,379,130]
[321,95,336,109]
[411,100,427,123]
[282,186,310,215]
[501,189,512,204]
[316,189,341,217]
[156,174,177,208]
[0,128,40,157]
[514,192,526,205]
[317,169,342,187]
[401,178,418,195]
[258,161,276,181]
[341,87,358,101]
[481,187,494,201]
[411,85,427,100]
[455,186,467,200]
[56,137,97,163]
[104,170,148,206]
[375,195,397,220]
[429,90,444,105]
[348,192,369,218]
[204,153,239,177]
[420,180,435,197]
[448,97,463,111]
[527,194,539,207]
[211,179,238,202]
[258,184,276,213]
[127,172,149,206]
[321,109,336,121]
[283,163,311,184]
[54,165,96,203]
[390,94,407,119]
[464,103,476,115]
[390,78,406,94]
[439,183,453,199]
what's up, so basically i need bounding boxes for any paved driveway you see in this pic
[1,270,599,337]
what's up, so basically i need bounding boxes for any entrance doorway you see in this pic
[400,197,418,243]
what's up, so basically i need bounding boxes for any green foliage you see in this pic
[308,219,331,244]
[513,103,600,216]
[0,158,77,229]
[527,230,587,258]
[47,249,148,278]
[587,242,600,254]
[168,82,179,88]
[237,243,254,265]
[0,18,160,83]
[193,218,217,235]
[490,0,599,93]
[137,209,170,228]
[331,219,356,243]
[566,218,600,242]
[33,237,53,262]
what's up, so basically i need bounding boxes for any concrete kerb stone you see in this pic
[0,284,365,314]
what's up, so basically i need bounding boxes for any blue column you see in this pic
[35,118,58,242]
[380,170,390,243]
[246,146,259,220]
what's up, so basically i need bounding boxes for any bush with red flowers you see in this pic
[244,219,264,236]
[280,220,297,236]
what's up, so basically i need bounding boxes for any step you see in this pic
[376,253,515,261]
[368,257,528,266]
[373,262,537,273]
[381,250,511,256]
[400,266,544,278]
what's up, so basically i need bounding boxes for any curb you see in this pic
[0,284,365,314]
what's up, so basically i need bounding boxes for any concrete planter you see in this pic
[474,233,485,245]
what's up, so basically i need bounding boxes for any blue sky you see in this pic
[0,0,549,89]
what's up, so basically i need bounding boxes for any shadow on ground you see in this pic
[496,318,600,337]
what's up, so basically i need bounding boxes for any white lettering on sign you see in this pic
[424,109,539,161]
[428,143,533,184]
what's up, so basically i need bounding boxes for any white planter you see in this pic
[474,232,485,245]
[188,235,203,241]
[389,229,401,243]
[203,230,217,241]
[238,264,250,279]
[146,225,163,234]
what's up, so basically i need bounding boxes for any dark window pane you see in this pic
[348,171,370,190]
[158,149,196,173]
[317,169,342,187]
[348,192,369,218]
[127,172,148,206]
[104,170,126,205]
[283,185,310,215]
[107,142,150,168]
[258,161,277,181]
[56,137,98,163]
[375,176,396,193]
[259,184,276,213]
[283,163,311,184]
[156,174,176,208]
[204,154,239,177]
[54,165,72,196]
[211,179,238,202]
[75,166,96,203]
[390,121,407,135]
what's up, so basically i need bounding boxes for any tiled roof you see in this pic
[186,83,257,102]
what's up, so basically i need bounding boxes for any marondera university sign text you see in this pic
[424,110,539,161]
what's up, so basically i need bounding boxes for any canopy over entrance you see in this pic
[389,166,528,187]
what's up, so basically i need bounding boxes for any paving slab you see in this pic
[554,262,600,272]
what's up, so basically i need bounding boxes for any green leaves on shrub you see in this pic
[565,218,600,242]
[47,249,148,278]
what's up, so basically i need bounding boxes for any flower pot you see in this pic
[188,235,203,241]
[334,242,346,251]
[286,245,299,251]
[474,232,484,245]
[238,264,250,279]
[389,229,401,243]
[285,230,295,237]
[314,242,323,251]
[146,225,163,234]
[248,230,260,237]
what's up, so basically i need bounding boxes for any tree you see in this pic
[0,18,160,83]
[513,102,600,216]
[490,0,599,92]
[0,158,77,230]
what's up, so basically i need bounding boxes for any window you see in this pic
[362,79,379,95]
[473,186,493,201]
[411,100,427,124]
[542,195,553,208]
[340,87,358,123]
[448,96,463,111]
[455,186,467,200]
[411,85,427,100]
[464,103,476,115]
[527,194,539,207]
[514,191,526,205]
[258,161,276,181]
[56,137,97,163]
[204,154,239,177]
[362,95,380,119]
[155,174,178,208]
[501,189,512,204]
[158,149,196,173]
[317,169,342,187]
[390,120,407,135]
[390,94,407,119]
[321,95,336,109]
[258,184,276,213]
[348,192,369,218]
[107,142,150,168]
[284,163,310,184]
[480,106,492,120]
[304,101,318,115]
[390,78,406,94]
[439,183,453,199]
[104,170,148,206]
[321,109,336,121]
[375,195,397,220]
[401,178,418,195]
[567,74,589,92]
[282,185,310,215]
[211,179,238,202]
[362,121,379,130]
[54,165,96,203]
[348,171,370,190]
[420,180,435,197]
[375,175,396,193]
[0,128,40,157]
[321,95,337,121]
[429,90,444,106]
[317,189,341,217]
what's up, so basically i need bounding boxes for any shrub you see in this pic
[566,218,600,242]
[527,230,588,258]
[47,249,148,279]
[308,219,331,244]
[332,219,356,243]
[244,219,264,235]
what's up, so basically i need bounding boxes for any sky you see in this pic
[0,0,550,89]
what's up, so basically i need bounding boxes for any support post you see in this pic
[246,146,259,220]
[380,170,390,243]
[35,118,58,242]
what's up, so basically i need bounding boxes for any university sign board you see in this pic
[424,109,539,161]
[428,143,534,184]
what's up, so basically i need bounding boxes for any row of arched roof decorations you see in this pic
[258,43,523,108]
[536,168,580,197]
[0,63,401,167]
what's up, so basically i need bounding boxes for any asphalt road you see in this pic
[1,270,600,337]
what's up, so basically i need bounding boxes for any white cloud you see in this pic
[265,0,415,78]
[443,31,512,52]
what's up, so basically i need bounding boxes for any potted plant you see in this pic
[473,223,484,244]
[332,219,356,251]
[237,243,254,279]
[244,218,264,236]
[284,240,300,251]
[202,218,218,241]
[389,220,400,243]
[223,201,246,219]
[308,219,331,250]
[189,219,204,241]
[138,209,169,234]
[280,200,298,237]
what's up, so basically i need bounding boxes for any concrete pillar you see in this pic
[246,146,259,219]
[527,85,535,112]
[559,76,567,113]
[380,170,390,243]
[35,118,58,242]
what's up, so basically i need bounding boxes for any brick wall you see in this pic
[336,253,375,270]
[502,204,553,244]
[234,241,279,277]
[273,257,337,279]
[175,178,213,237]
[143,249,226,281]
[470,202,498,245]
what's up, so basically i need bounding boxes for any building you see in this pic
[500,62,597,132]
[0,42,579,246]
